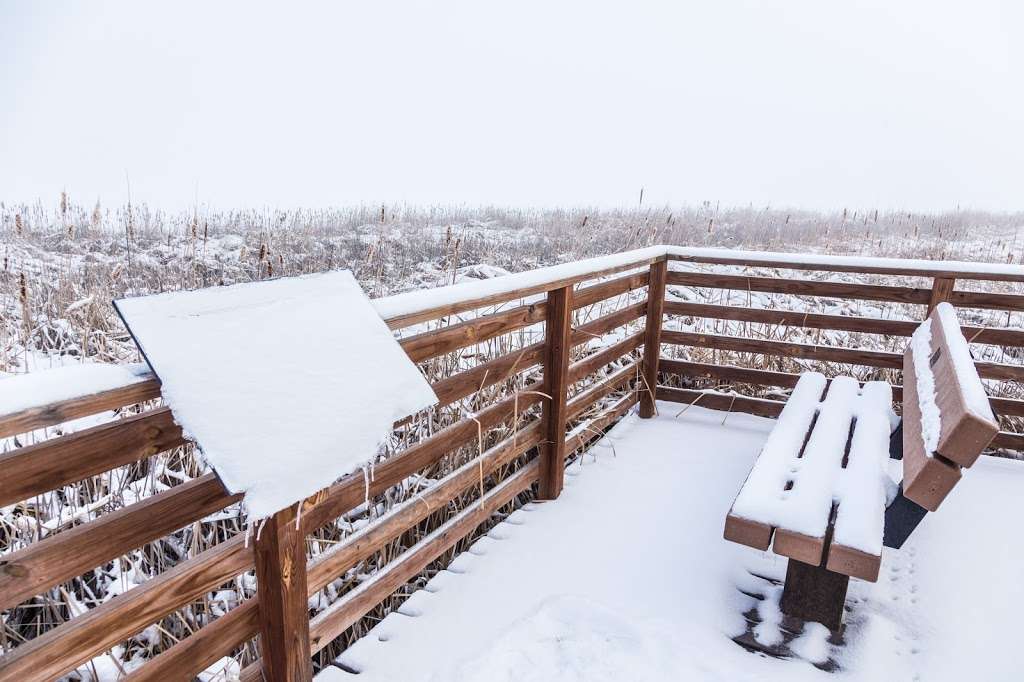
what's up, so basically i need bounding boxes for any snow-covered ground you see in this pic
[317,402,1024,682]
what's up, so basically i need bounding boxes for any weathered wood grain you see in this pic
[306,461,539,654]
[400,301,547,363]
[124,600,259,682]
[640,260,667,418]
[0,407,185,507]
[665,252,1024,283]
[0,536,252,682]
[665,271,932,305]
[538,286,572,500]
[0,474,241,611]
[567,331,643,385]
[663,300,1024,347]
[255,505,312,682]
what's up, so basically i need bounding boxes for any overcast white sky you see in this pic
[1,0,1021,212]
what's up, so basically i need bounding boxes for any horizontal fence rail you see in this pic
[2,246,1022,681]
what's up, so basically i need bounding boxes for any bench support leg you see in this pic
[779,559,849,632]
[883,484,928,549]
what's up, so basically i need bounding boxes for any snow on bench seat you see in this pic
[725,373,895,582]
[901,302,999,511]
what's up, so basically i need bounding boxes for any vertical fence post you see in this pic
[928,277,956,315]
[255,505,312,681]
[640,259,668,418]
[538,285,573,500]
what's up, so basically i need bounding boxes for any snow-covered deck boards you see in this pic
[317,402,1024,682]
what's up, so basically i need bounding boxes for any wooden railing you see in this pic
[1,247,1022,681]
[654,253,1024,453]
[0,252,655,681]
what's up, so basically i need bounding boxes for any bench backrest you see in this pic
[901,302,999,511]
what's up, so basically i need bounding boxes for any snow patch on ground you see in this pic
[316,403,1024,682]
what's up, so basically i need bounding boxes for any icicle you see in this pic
[254,517,268,542]
[243,520,252,549]
[294,499,304,531]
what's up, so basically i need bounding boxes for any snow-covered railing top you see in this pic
[3,245,1023,439]
[372,245,1024,328]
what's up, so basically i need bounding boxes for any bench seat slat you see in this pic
[726,373,894,582]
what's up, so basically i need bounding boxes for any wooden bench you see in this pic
[723,302,999,632]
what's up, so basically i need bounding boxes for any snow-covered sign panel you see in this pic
[114,271,437,519]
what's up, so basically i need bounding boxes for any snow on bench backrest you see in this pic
[902,302,999,511]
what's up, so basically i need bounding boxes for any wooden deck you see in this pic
[1,248,1023,681]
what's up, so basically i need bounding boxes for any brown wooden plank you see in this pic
[825,543,881,582]
[640,261,667,418]
[427,300,645,411]
[663,330,1022,382]
[0,473,241,611]
[664,301,919,337]
[665,271,931,305]
[991,398,1024,418]
[660,359,801,389]
[662,329,903,369]
[972,360,1024,382]
[538,286,572,500]
[723,514,773,551]
[928,277,956,314]
[572,271,649,309]
[570,300,647,345]
[564,392,639,453]
[665,252,1024,283]
[901,348,962,511]
[307,460,539,654]
[0,376,161,440]
[0,536,252,681]
[383,255,662,329]
[0,407,185,507]
[254,505,312,682]
[567,331,643,385]
[124,600,259,682]
[664,300,1024,347]
[299,385,544,535]
[430,343,545,408]
[772,529,825,566]
[565,362,638,423]
[950,289,1024,313]
[306,424,543,594]
[654,386,785,419]
[400,301,547,363]
[991,431,1024,451]
[662,359,1022,419]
